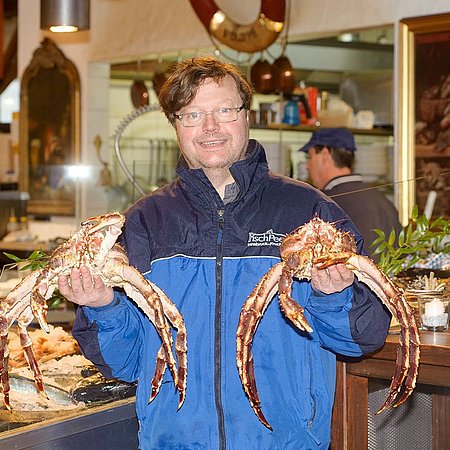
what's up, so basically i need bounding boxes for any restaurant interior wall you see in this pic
[14,0,450,232]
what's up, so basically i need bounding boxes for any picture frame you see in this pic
[19,38,80,216]
[398,13,450,223]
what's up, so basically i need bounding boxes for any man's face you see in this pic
[174,76,249,171]
[306,146,328,189]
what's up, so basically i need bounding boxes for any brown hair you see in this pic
[314,145,355,170]
[158,56,253,126]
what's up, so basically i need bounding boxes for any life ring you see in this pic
[189,0,285,53]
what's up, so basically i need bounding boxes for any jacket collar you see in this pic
[176,139,269,205]
[323,174,363,191]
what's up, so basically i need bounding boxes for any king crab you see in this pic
[236,216,420,430]
[0,212,187,411]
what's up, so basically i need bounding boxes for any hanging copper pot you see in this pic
[250,59,275,95]
[130,59,150,108]
[131,79,149,108]
[272,55,296,94]
[152,69,168,98]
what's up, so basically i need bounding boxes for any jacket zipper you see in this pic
[308,345,317,430]
[214,208,226,450]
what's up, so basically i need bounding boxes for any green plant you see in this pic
[370,206,450,277]
[2,250,65,309]
[3,250,49,271]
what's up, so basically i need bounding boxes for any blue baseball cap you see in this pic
[299,128,357,153]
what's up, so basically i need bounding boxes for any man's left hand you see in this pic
[310,263,354,294]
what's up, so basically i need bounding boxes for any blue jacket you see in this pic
[72,140,390,450]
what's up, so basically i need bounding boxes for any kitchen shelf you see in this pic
[251,123,393,136]
[250,122,394,181]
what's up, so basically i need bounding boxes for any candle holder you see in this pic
[415,291,449,332]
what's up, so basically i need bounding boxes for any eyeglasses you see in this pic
[173,104,246,127]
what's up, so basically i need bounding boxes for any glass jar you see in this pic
[407,289,449,332]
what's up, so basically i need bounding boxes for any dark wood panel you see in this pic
[330,361,345,450]
[331,330,450,450]
[433,390,450,450]
[346,358,450,388]
[346,374,368,450]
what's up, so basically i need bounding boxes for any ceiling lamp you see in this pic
[41,0,90,33]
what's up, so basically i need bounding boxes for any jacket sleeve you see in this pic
[72,290,147,381]
[305,281,391,356]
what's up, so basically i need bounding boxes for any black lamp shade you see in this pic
[41,0,90,32]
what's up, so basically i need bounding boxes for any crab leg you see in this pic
[17,306,48,397]
[236,262,283,430]
[279,251,314,332]
[114,266,177,383]
[148,282,187,409]
[102,258,181,402]
[0,271,44,409]
[315,252,420,412]
[0,305,48,410]
[0,333,10,408]
[123,280,187,409]
[391,308,420,408]
[348,260,419,412]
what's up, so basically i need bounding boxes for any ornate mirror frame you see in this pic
[19,38,80,216]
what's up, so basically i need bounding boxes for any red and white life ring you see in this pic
[189,0,285,53]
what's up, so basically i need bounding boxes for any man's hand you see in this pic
[58,266,114,307]
[310,263,354,294]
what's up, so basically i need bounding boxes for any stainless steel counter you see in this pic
[0,398,139,450]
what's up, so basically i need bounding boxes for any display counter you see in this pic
[0,398,139,450]
[331,330,450,450]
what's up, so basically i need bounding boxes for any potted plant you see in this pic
[371,206,450,330]
[371,205,450,278]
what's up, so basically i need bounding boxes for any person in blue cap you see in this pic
[299,127,402,261]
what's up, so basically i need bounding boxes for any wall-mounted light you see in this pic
[41,0,90,33]
[337,33,360,43]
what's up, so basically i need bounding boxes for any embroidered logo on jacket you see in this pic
[247,230,285,247]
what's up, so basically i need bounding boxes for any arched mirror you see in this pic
[19,38,80,217]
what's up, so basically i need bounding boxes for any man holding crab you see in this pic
[60,57,391,450]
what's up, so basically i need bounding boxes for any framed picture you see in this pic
[19,38,80,216]
[398,13,450,222]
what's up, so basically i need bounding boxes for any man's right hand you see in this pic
[58,266,114,308]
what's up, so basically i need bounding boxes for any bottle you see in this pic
[6,209,20,234]
[319,91,329,111]
[19,216,29,231]
[282,99,300,126]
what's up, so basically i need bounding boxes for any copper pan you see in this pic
[272,55,296,94]
[251,59,274,95]
[130,79,149,108]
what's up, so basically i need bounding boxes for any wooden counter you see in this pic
[331,330,450,450]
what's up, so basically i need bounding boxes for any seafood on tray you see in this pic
[236,216,420,430]
[7,324,80,369]
[0,212,187,411]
